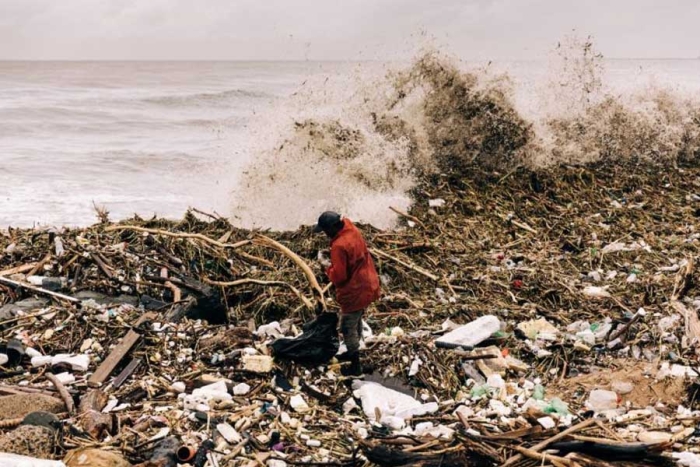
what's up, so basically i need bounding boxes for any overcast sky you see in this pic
[1,0,697,60]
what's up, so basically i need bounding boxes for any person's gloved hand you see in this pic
[317,250,331,268]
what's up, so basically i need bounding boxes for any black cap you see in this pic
[313,211,342,233]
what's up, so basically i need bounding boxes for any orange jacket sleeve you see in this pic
[327,244,348,286]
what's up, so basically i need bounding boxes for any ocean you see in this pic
[2,58,700,229]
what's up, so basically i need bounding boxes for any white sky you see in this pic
[1,0,698,60]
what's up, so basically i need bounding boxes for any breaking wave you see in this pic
[232,38,700,231]
[144,88,267,107]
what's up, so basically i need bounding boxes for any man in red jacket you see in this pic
[314,211,380,375]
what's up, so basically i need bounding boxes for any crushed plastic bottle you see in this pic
[532,384,545,401]
[544,397,569,416]
[470,384,494,399]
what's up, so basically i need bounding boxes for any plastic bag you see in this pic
[271,312,339,365]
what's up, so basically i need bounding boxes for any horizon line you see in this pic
[0,56,699,63]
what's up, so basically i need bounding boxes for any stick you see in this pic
[46,373,75,414]
[369,248,438,281]
[90,252,114,280]
[0,276,81,304]
[501,418,596,466]
[234,250,275,268]
[255,235,326,309]
[452,350,499,360]
[204,278,314,310]
[105,225,250,250]
[511,220,538,234]
[28,252,52,277]
[510,446,575,467]
[165,281,182,303]
[389,206,426,230]
[0,307,63,328]
[0,263,38,277]
[607,313,640,343]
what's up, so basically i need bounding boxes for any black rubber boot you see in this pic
[336,350,359,362]
[347,354,363,376]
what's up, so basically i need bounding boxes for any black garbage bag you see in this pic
[271,312,339,366]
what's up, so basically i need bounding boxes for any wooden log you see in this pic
[88,312,156,388]
[672,256,694,300]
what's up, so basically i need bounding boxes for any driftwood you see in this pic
[360,440,471,467]
[510,446,575,467]
[198,327,254,353]
[113,358,142,389]
[255,234,327,309]
[164,296,198,322]
[389,206,427,230]
[105,225,250,250]
[0,263,38,277]
[369,248,439,282]
[88,312,156,388]
[78,389,114,439]
[204,278,314,310]
[501,418,597,466]
[0,276,81,304]
[45,372,75,414]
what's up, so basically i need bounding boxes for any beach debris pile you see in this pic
[1,161,700,466]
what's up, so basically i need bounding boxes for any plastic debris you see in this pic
[586,389,619,412]
[435,315,500,348]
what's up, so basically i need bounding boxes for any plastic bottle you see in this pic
[532,384,545,401]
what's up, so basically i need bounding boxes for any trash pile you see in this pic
[1,161,700,466]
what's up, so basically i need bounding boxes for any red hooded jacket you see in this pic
[326,219,380,314]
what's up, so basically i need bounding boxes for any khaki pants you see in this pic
[340,309,364,354]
